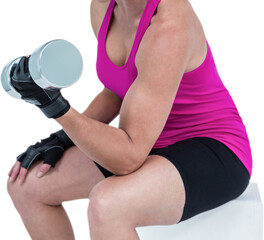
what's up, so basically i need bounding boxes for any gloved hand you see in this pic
[10,56,71,119]
[8,129,74,184]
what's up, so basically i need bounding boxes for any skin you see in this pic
[7,0,207,239]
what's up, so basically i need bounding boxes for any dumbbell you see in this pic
[1,39,83,99]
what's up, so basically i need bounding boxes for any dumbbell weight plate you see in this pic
[29,39,83,89]
[1,57,23,99]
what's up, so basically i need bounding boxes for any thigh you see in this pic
[88,136,250,226]
[150,137,251,222]
[89,154,186,227]
[8,146,106,205]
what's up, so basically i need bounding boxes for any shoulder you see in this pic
[136,0,195,68]
[90,0,111,38]
[147,0,196,47]
[136,0,206,73]
[154,0,194,24]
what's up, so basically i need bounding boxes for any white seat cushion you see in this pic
[136,182,263,240]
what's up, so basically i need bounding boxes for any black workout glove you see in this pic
[10,56,70,119]
[17,129,74,169]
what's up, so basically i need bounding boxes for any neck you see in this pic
[115,0,149,25]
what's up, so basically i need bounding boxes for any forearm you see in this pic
[56,107,136,175]
[81,88,122,124]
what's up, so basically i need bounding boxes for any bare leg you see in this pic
[7,146,106,240]
[87,154,186,240]
[11,196,75,240]
[88,219,140,240]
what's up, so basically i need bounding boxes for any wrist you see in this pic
[53,129,75,148]
[38,94,71,118]
[55,107,80,126]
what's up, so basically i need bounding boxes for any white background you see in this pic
[0,0,263,239]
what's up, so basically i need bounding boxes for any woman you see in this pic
[7,0,252,239]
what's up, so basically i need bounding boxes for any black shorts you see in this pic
[93,137,250,223]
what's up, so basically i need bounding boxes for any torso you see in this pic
[91,1,253,176]
[91,0,207,74]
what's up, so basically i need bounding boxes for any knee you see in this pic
[88,179,120,226]
[6,162,54,207]
[7,174,32,202]
[7,177,34,213]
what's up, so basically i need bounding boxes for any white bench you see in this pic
[64,182,262,239]
[136,182,263,240]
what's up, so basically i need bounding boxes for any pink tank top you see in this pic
[96,0,253,176]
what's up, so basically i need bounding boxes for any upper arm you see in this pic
[118,20,193,165]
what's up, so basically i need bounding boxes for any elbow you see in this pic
[112,141,144,176]
[116,166,140,176]
[113,164,137,176]
[116,157,144,176]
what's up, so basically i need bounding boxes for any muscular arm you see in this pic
[56,22,192,176]
[56,1,192,176]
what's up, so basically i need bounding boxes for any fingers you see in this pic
[18,167,28,185]
[43,146,64,168]
[8,161,21,183]
[8,164,15,177]
[19,56,26,73]
[37,163,51,178]
[24,56,29,73]
[19,147,42,169]
[17,151,26,163]
[8,161,50,186]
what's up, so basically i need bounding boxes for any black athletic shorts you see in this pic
[93,137,250,223]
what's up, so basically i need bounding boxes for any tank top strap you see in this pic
[97,0,116,41]
[130,0,161,59]
[97,0,161,68]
